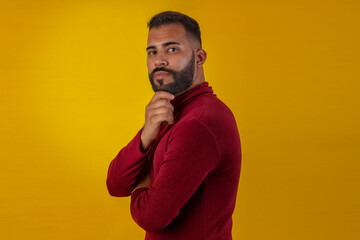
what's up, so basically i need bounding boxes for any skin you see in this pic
[133,23,207,192]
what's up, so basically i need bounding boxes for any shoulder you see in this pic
[183,93,237,131]
[170,118,216,141]
[181,93,234,121]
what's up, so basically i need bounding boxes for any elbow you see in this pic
[132,213,170,232]
[138,222,167,233]
[106,162,134,197]
[106,177,131,197]
[130,190,175,232]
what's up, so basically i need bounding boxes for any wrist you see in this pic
[140,132,152,153]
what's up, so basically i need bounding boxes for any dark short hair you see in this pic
[148,11,202,47]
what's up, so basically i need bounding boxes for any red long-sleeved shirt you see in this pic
[107,82,241,240]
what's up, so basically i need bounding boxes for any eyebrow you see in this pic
[146,41,181,51]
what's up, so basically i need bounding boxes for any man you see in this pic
[107,11,241,240]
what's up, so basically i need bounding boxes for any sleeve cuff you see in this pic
[133,129,152,156]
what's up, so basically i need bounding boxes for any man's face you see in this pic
[146,23,196,95]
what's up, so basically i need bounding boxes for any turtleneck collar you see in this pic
[170,82,214,110]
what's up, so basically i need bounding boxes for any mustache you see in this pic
[150,67,177,78]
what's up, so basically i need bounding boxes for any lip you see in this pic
[154,71,170,79]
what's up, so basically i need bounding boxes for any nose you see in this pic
[154,52,169,67]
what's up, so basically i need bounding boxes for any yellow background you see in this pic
[1,0,359,239]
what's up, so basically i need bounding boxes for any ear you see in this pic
[195,49,207,67]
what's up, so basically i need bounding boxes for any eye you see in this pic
[147,50,157,56]
[168,47,178,53]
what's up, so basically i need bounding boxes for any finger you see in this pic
[147,99,174,112]
[150,91,175,103]
[150,112,174,125]
[148,107,173,118]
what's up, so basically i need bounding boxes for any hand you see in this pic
[140,91,175,152]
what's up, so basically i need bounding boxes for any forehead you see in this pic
[147,23,189,47]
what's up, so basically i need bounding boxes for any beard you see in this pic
[149,52,195,95]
